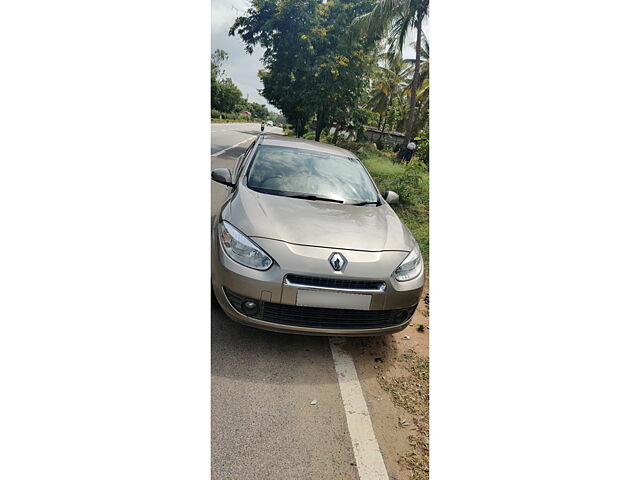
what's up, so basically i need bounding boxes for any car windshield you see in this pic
[246,145,379,204]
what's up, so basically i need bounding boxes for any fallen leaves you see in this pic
[378,351,429,479]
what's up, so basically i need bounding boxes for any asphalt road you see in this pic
[211,123,399,480]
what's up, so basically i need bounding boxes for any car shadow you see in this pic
[210,300,394,386]
[211,300,334,386]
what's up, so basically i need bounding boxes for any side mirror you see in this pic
[211,168,234,187]
[383,190,400,205]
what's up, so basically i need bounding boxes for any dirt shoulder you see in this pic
[344,286,429,480]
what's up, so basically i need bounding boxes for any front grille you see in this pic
[224,288,416,330]
[285,274,386,292]
[261,302,415,329]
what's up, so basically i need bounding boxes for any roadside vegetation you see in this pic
[211,49,284,124]
[211,117,256,124]
[230,0,428,146]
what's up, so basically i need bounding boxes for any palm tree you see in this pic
[403,36,429,99]
[402,36,429,132]
[367,54,406,141]
[353,0,429,147]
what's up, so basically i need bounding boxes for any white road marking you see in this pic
[210,136,255,157]
[330,337,389,480]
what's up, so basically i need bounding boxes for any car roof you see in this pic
[258,135,356,158]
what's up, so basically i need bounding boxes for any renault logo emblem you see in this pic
[329,252,347,272]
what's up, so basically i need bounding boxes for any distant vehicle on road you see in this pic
[266,120,274,127]
[211,136,424,335]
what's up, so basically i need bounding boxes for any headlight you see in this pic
[393,245,423,281]
[218,221,273,270]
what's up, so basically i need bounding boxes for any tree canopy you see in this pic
[353,0,428,145]
[230,0,378,138]
[211,49,273,120]
[221,0,429,146]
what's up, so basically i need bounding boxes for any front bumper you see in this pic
[212,233,424,336]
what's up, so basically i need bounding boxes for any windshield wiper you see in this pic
[283,193,344,203]
[346,200,380,206]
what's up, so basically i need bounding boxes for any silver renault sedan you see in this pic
[211,135,424,335]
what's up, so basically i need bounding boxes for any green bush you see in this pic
[388,160,429,206]
[334,140,362,153]
[414,131,429,165]
[303,131,331,141]
[372,139,397,152]
[397,203,428,260]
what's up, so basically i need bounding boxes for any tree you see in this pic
[211,50,245,113]
[230,0,315,136]
[353,0,429,146]
[402,35,429,105]
[248,102,269,119]
[230,0,376,139]
[211,50,272,118]
[211,77,243,113]
[211,49,228,83]
[402,36,428,140]
[367,52,406,141]
[303,0,377,141]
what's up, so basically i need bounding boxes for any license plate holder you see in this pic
[296,289,372,310]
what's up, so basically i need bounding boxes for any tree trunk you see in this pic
[403,12,423,148]
[378,115,387,142]
[414,101,423,132]
[315,106,325,142]
[378,99,389,141]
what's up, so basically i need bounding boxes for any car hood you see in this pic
[223,186,416,252]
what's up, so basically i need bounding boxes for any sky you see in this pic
[211,0,428,110]
[211,0,271,107]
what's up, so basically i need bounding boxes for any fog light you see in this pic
[395,310,409,322]
[241,300,258,316]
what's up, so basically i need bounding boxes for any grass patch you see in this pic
[397,204,428,263]
[379,351,429,480]
[211,118,254,124]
